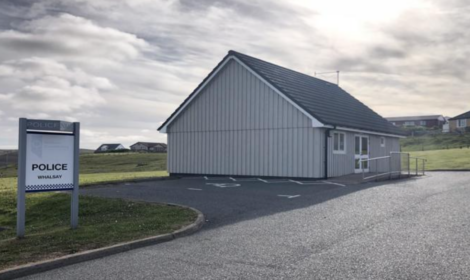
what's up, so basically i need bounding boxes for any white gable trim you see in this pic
[231,56,323,128]
[158,55,323,133]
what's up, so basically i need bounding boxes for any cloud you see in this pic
[0,57,108,113]
[0,0,470,149]
[0,13,150,64]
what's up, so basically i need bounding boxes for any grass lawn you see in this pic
[79,153,167,174]
[401,134,470,152]
[409,148,470,170]
[0,152,168,178]
[0,172,195,271]
[79,171,168,186]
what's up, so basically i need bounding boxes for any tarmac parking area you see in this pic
[82,176,348,228]
[28,172,470,280]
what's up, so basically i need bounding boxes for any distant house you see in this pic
[386,115,446,129]
[94,144,126,153]
[449,110,470,133]
[130,142,167,153]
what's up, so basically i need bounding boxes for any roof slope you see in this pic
[95,144,123,151]
[450,110,470,120]
[230,51,404,136]
[131,142,167,148]
[159,50,404,136]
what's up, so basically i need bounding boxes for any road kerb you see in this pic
[0,206,204,280]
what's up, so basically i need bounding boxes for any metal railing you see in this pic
[361,152,427,181]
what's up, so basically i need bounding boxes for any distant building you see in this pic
[449,110,470,133]
[130,142,167,153]
[386,115,446,129]
[94,144,126,153]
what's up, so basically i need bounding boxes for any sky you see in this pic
[0,0,469,149]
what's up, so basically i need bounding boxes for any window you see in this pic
[404,121,415,126]
[380,137,386,148]
[457,119,467,128]
[420,121,427,126]
[333,132,346,154]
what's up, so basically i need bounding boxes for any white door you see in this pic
[354,135,369,173]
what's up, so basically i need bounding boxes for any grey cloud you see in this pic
[370,46,406,59]
[1,0,470,148]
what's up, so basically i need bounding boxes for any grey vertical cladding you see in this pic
[168,128,323,178]
[168,59,312,132]
[167,58,323,178]
[326,130,401,177]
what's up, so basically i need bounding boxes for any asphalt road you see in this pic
[23,172,470,279]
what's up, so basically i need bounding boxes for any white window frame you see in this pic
[332,131,346,154]
[420,120,427,126]
[457,119,467,128]
[404,121,415,126]
[380,137,386,148]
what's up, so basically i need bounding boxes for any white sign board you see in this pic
[25,133,74,192]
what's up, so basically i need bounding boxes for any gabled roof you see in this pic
[386,115,444,122]
[131,142,167,148]
[159,50,405,136]
[95,144,124,151]
[449,110,470,120]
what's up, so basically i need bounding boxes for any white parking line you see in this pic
[322,181,346,187]
[204,176,232,181]
[258,178,268,183]
[188,188,202,191]
[289,180,303,185]
[230,177,260,182]
[206,183,241,188]
[289,180,328,185]
[277,195,301,199]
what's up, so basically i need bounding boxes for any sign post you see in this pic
[17,118,80,238]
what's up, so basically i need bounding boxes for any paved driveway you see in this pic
[23,172,470,279]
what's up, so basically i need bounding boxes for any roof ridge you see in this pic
[228,50,338,87]
[449,109,470,120]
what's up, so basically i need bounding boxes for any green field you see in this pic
[408,148,470,170]
[401,134,470,152]
[0,173,194,271]
[0,152,167,178]
[400,134,470,170]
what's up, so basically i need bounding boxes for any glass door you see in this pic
[354,135,369,173]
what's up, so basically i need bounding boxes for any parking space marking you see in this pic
[289,179,346,187]
[289,180,304,185]
[206,183,241,188]
[202,176,346,187]
[322,181,346,187]
[277,195,301,199]
[187,188,202,191]
[230,177,259,182]
[204,176,233,181]
[262,180,292,184]
[289,179,327,185]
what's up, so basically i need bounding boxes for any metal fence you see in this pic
[362,152,426,181]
